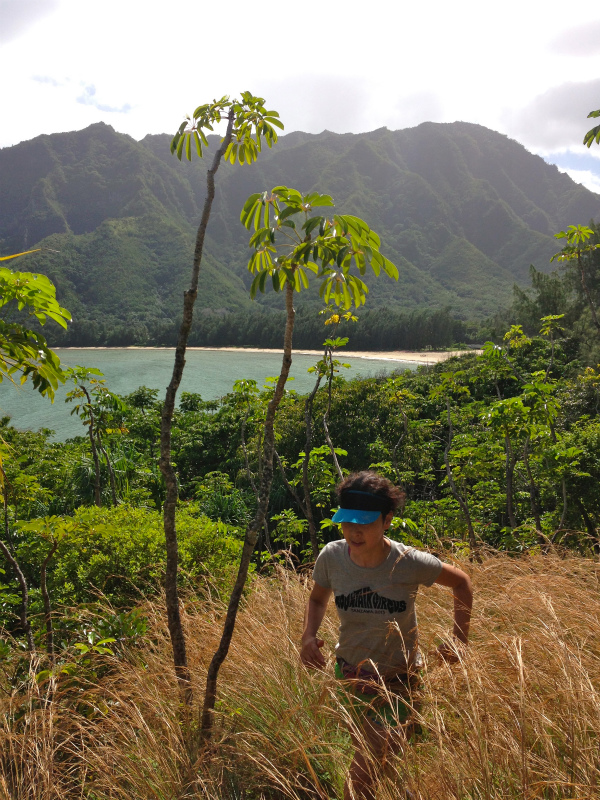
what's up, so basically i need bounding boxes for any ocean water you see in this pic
[0,348,416,441]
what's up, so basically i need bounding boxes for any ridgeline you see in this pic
[1,121,599,347]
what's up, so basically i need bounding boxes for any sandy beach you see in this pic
[187,347,472,364]
[58,346,473,365]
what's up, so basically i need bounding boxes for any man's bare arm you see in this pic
[434,563,473,660]
[300,582,332,668]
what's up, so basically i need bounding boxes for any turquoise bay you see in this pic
[0,348,416,441]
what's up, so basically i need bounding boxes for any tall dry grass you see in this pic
[1,552,599,800]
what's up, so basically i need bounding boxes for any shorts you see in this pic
[334,658,422,729]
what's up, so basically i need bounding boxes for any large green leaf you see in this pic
[240,194,263,230]
[302,216,323,236]
[173,93,283,164]
[175,133,185,160]
[264,115,284,130]
[304,192,335,208]
[584,122,600,148]
[277,205,301,222]
[0,268,71,329]
[0,321,65,400]
[241,184,398,310]
[272,186,302,204]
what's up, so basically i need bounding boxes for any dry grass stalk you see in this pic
[1,553,599,799]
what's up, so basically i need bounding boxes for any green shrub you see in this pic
[10,504,244,617]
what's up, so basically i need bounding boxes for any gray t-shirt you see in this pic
[313,538,442,673]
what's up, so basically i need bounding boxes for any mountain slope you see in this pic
[1,121,599,335]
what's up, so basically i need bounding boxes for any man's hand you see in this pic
[436,638,466,664]
[301,583,332,669]
[300,635,326,669]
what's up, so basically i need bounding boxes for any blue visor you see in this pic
[332,507,382,524]
[331,489,392,525]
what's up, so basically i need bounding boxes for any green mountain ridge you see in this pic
[1,121,599,337]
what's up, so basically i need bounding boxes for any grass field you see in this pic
[2,552,599,799]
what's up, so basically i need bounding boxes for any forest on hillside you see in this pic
[2,308,600,797]
[3,118,600,349]
[2,97,600,800]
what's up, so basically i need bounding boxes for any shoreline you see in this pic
[55,346,474,365]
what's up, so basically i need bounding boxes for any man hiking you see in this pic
[301,471,473,800]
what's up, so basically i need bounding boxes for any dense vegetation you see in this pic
[2,112,600,799]
[1,370,600,799]
[2,302,600,639]
[2,293,600,799]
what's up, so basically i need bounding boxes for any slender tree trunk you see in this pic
[201,280,295,738]
[40,541,59,661]
[577,251,600,334]
[302,370,323,560]
[275,450,306,514]
[0,540,34,652]
[444,400,478,555]
[240,411,255,495]
[323,348,343,482]
[558,477,568,530]
[523,437,544,544]
[545,419,569,534]
[97,435,118,507]
[391,409,409,487]
[275,448,318,559]
[505,432,518,529]
[494,382,519,530]
[3,486,14,556]
[274,449,313,557]
[159,113,235,704]
[0,489,34,652]
[82,388,101,507]
[262,521,270,556]
[553,430,568,533]
[573,498,598,552]
[242,410,271,552]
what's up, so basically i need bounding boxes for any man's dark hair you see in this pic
[336,471,405,514]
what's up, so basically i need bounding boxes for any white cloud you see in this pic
[76,84,132,114]
[550,20,600,56]
[505,80,600,150]
[1,0,600,151]
[32,75,62,87]
[0,0,60,44]
[256,75,372,134]
[385,92,445,131]
[557,167,600,195]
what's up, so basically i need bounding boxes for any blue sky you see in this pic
[1,0,599,193]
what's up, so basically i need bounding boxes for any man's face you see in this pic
[340,511,393,557]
